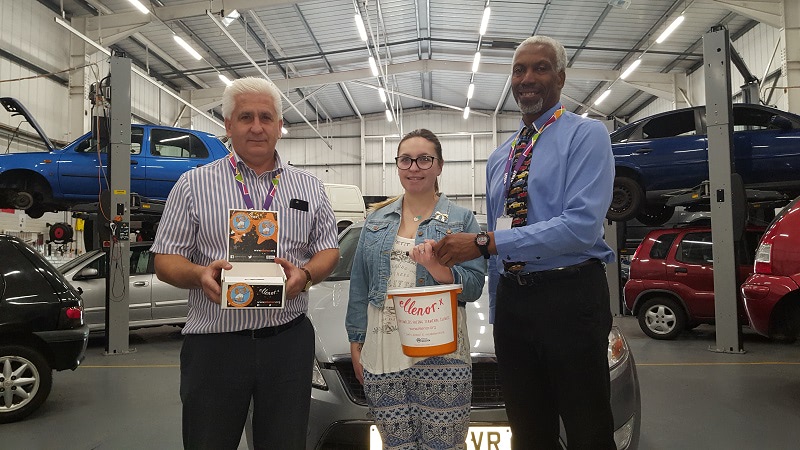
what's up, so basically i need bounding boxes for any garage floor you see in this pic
[4,316,800,449]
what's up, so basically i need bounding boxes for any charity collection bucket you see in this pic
[387,284,462,357]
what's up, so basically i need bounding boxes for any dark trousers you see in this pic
[494,262,615,450]
[179,317,314,450]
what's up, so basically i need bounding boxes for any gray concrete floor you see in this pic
[3,316,800,449]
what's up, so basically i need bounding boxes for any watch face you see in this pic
[476,234,489,246]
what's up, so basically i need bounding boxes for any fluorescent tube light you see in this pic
[479,7,491,35]
[472,52,481,73]
[222,10,240,27]
[281,127,288,135]
[218,74,233,86]
[385,109,393,122]
[378,87,387,103]
[368,56,379,76]
[620,59,641,80]
[463,106,471,119]
[581,112,589,118]
[174,35,202,60]
[594,89,611,105]
[127,0,150,14]
[355,14,368,41]
[656,15,684,44]
[467,83,475,99]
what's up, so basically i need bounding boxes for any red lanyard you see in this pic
[227,153,279,210]
[502,106,565,199]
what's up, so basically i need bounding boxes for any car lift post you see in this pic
[104,52,132,355]
[604,219,624,316]
[704,26,745,354]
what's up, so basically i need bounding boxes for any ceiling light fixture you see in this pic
[281,126,288,135]
[581,112,589,118]
[218,73,233,86]
[463,106,471,119]
[656,14,684,44]
[221,10,240,27]
[173,35,202,60]
[385,109,394,122]
[368,56,379,76]
[467,83,475,100]
[127,0,150,14]
[378,87,387,103]
[354,13,368,41]
[594,89,612,105]
[620,58,642,80]
[472,52,481,73]
[479,7,491,36]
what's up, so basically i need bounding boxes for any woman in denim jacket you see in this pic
[345,129,485,449]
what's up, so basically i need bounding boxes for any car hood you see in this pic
[307,278,496,363]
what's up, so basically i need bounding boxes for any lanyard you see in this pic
[502,106,565,201]
[227,153,279,210]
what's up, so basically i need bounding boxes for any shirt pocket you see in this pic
[363,221,391,249]
[281,207,313,246]
[431,222,464,240]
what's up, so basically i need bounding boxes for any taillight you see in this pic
[65,306,83,320]
[753,243,772,274]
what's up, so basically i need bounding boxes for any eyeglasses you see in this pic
[395,155,438,170]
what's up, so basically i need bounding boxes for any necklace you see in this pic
[413,215,422,222]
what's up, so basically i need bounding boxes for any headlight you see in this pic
[312,359,328,390]
[607,327,629,370]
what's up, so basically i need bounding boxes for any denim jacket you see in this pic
[346,194,486,343]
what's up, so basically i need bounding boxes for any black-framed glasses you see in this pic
[395,155,438,170]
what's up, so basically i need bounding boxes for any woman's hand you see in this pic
[350,342,365,385]
[409,239,454,284]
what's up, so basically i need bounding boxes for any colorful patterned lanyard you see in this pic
[502,106,565,200]
[227,153,279,210]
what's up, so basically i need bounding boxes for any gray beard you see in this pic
[518,97,544,116]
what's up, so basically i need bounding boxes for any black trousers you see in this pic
[494,262,615,450]
[179,317,314,450]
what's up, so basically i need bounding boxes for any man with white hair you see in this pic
[434,36,616,449]
[152,76,339,449]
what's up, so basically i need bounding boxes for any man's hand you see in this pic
[200,260,233,303]
[433,233,482,267]
[275,257,307,300]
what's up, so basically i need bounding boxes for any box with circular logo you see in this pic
[221,209,286,309]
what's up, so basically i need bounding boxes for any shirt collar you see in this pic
[518,102,564,134]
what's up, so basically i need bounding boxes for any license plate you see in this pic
[369,425,512,450]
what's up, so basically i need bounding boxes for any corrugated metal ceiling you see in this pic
[41,0,762,127]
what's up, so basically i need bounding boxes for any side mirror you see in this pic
[75,267,99,280]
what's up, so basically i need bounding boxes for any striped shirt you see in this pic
[151,150,339,334]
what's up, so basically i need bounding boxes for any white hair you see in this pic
[514,36,567,73]
[221,77,283,120]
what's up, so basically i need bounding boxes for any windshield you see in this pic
[58,250,98,274]
[327,226,361,281]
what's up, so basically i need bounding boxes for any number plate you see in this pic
[369,425,511,450]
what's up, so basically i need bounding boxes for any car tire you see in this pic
[637,297,686,340]
[11,191,34,210]
[607,176,644,222]
[636,204,676,227]
[0,345,53,424]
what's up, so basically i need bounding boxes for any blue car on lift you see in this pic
[607,103,800,225]
[0,97,229,218]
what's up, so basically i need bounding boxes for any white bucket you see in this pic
[386,284,462,357]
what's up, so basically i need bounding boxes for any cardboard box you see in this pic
[221,262,286,309]
[221,209,285,309]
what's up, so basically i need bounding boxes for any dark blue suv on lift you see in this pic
[0,97,229,218]
[607,103,800,225]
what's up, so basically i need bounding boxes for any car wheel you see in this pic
[635,204,676,226]
[0,345,53,424]
[637,297,687,340]
[607,176,643,222]
[11,191,34,210]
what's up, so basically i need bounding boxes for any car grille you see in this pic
[330,359,504,407]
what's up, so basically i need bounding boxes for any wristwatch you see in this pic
[301,267,313,292]
[475,232,491,259]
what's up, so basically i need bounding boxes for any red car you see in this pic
[624,225,764,339]
[742,196,800,341]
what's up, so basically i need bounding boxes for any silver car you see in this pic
[57,243,188,331]
[301,222,641,450]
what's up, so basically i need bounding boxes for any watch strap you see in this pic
[301,267,313,292]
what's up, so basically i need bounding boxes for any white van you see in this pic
[323,183,366,233]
